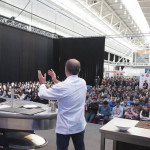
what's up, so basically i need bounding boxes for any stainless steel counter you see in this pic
[0,98,57,130]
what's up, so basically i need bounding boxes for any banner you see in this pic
[139,73,150,89]
[145,68,150,74]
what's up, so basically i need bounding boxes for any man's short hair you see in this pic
[135,95,140,100]
[93,98,97,101]
[124,96,127,99]
[116,101,120,104]
[130,103,135,106]
[65,59,81,75]
[103,101,108,105]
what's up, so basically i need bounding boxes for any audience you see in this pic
[85,76,150,124]
[1,76,150,125]
[0,81,51,104]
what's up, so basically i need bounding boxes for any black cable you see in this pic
[15,0,31,19]
[0,0,83,36]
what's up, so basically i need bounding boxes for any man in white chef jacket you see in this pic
[38,59,87,150]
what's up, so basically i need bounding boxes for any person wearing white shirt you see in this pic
[38,59,87,150]
[140,105,150,120]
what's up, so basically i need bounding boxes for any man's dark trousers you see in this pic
[56,130,85,150]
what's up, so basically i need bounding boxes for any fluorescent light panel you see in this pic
[120,4,122,9]
[122,0,150,43]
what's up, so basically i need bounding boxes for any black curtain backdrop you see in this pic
[53,39,60,76]
[0,24,105,85]
[104,51,108,60]
[58,37,105,85]
[0,24,53,82]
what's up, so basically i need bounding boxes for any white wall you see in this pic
[123,67,145,77]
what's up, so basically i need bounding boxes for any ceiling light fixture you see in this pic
[120,4,123,9]
[122,0,150,44]
[124,10,126,15]
[115,0,118,3]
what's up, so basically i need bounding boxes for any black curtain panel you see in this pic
[0,24,105,85]
[53,39,60,76]
[104,51,108,60]
[0,24,20,82]
[0,24,53,83]
[57,37,105,85]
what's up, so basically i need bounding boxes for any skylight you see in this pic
[122,0,150,44]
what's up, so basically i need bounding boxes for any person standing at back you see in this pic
[38,59,87,150]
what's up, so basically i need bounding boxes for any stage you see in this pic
[35,123,113,150]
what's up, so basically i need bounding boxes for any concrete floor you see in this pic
[35,123,113,150]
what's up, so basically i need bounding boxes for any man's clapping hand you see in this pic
[48,69,56,81]
[38,70,46,85]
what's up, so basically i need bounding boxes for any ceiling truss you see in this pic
[76,0,147,49]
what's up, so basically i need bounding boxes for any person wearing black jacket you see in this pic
[85,98,98,123]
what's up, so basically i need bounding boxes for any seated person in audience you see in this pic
[85,96,92,112]
[31,92,40,102]
[31,91,49,104]
[147,99,150,111]
[1,88,6,97]
[95,101,111,124]
[143,80,148,89]
[0,88,4,96]
[139,96,146,106]
[6,87,12,98]
[90,90,96,98]
[124,103,139,120]
[120,96,130,113]
[104,94,111,102]
[14,89,19,99]
[23,89,31,100]
[85,98,98,123]
[127,96,133,104]
[0,89,2,96]
[17,90,25,99]
[17,90,23,99]
[134,96,142,114]
[111,101,123,119]
[97,96,104,108]
[109,96,116,111]
[145,94,149,104]
[30,87,35,98]
[140,105,150,121]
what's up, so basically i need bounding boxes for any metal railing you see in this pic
[104,60,150,66]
